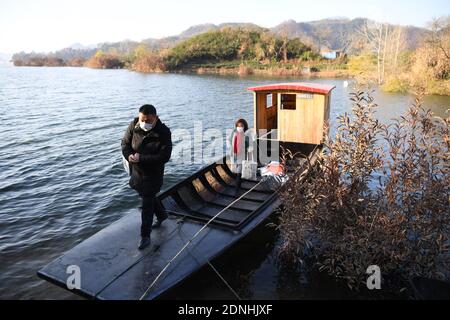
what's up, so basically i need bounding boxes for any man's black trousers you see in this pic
[140,193,166,237]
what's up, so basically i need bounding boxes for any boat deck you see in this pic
[37,159,280,300]
[159,160,276,230]
[37,144,319,300]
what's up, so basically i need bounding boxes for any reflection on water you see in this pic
[0,66,448,299]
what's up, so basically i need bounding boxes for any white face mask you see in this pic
[140,120,153,131]
[236,126,244,133]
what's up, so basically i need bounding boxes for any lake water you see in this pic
[0,66,448,299]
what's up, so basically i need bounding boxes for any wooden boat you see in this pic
[37,82,335,299]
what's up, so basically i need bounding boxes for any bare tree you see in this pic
[357,21,385,84]
[393,27,404,69]
[382,24,389,81]
[427,16,450,60]
[357,21,407,84]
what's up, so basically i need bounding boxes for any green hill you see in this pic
[12,18,430,68]
[163,27,316,70]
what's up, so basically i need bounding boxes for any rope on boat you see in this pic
[175,224,242,300]
[139,178,266,300]
[206,260,242,300]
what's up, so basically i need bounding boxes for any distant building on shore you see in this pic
[320,50,343,60]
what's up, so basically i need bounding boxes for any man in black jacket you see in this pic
[121,104,172,250]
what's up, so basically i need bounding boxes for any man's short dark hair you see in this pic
[139,104,157,115]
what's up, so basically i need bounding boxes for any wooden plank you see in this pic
[203,171,227,193]
[213,166,271,194]
[161,194,249,228]
[195,174,262,202]
[255,92,266,131]
[176,185,206,212]
[199,168,269,202]
[195,206,249,222]
[278,92,325,144]
[206,195,260,212]
[218,187,268,202]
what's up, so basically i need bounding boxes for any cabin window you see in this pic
[266,93,273,108]
[281,94,296,110]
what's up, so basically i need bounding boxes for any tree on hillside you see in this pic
[131,44,165,72]
[357,21,407,85]
[163,28,315,69]
[427,16,450,60]
[85,49,124,69]
[410,16,450,94]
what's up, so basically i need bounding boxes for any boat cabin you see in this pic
[247,82,335,146]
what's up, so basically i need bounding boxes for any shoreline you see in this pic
[11,63,352,78]
[178,66,351,78]
[9,65,450,96]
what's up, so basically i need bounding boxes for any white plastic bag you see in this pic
[241,151,258,180]
[122,155,130,176]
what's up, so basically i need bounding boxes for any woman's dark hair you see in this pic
[235,118,249,132]
[139,104,157,115]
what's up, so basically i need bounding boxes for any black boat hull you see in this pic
[37,158,281,300]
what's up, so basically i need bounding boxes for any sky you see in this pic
[0,0,449,54]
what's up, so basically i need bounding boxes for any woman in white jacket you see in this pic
[228,118,253,193]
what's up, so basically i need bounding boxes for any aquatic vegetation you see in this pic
[84,50,124,69]
[278,90,449,293]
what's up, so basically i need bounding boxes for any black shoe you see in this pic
[138,237,151,250]
[152,215,168,229]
